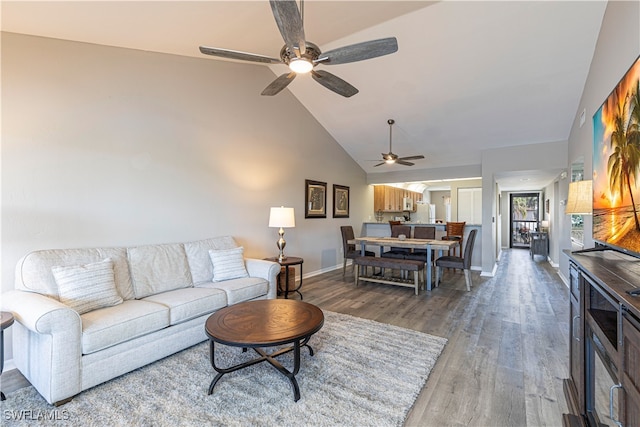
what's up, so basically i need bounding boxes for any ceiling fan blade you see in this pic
[261,72,296,96]
[317,37,398,65]
[269,0,306,56]
[199,46,282,64]
[397,155,425,161]
[396,160,415,166]
[312,70,358,97]
[374,162,386,167]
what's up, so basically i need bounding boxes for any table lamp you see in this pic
[565,180,592,215]
[540,220,550,232]
[269,206,295,262]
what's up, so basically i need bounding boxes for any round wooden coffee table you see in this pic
[205,299,324,402]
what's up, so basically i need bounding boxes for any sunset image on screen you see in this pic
[592,56,640,252]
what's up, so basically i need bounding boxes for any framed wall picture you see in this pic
[333,184,350,218]
[305,179,327,218]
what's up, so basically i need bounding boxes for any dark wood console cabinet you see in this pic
[563,249,640,427]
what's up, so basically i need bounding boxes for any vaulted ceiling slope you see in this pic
[2,1,607,187]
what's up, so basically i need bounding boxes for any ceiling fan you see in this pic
[374,119,425,167]
[199,0,398,98]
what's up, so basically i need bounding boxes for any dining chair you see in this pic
[442,221,465,257]
[381,224,412,259]
[404,226,436,262]
[435,228,477,291]
[340,226,375,276]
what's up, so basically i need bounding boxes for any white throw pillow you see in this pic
[127,243,192,299]
[52,258,123,314]
[209,247,249,282]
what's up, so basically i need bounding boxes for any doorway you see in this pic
[510,193,539,248]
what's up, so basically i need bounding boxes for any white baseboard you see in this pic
[301,263,343,280]
[557,270,569,288]
[4,359,16,372]
[480,263,498,277]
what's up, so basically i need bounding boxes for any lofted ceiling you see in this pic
[1,1,607,191]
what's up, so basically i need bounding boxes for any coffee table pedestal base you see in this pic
[208,337,315,402]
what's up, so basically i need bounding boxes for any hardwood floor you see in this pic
[302,248,570,426]
[1,248,569,426]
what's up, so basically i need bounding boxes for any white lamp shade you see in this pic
[565,180,592,215]
[541,220,550,228]
[269,207,295,228]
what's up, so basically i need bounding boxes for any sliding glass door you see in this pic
[510,193,539,248]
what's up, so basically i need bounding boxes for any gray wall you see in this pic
[1,33,370,360]
[481,141,568,274]
[560,1,640,280]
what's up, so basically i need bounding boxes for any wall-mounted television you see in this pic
[592,55,640,258]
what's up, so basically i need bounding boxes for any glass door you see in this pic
[510,193,540,248]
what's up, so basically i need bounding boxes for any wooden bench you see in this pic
[353,256,425,295]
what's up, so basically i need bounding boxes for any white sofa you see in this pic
[1,236,280,405]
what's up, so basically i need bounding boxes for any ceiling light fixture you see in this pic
[288,58,313,74]
[374,119,424,167]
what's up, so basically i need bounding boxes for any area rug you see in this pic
[1,311,447,426]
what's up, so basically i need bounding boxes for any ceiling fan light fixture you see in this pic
[199,1,398,97]
[289,58,313,74]
[372,118,424,168]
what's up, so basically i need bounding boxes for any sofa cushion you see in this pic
[52,258,123,315]
[197,277,268,305]
[184,236,239,285]
[15,247,135,301]
[142,287,227,325]
[81,300,169,354]
[127,243,193,299]
[209,247,249,282]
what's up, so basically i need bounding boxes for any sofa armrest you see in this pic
[1,290,82,404]
[245,259,280,300]
[2,290,81,333]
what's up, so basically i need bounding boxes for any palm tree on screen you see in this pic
[627,80,640,230]
[607,81,640,231]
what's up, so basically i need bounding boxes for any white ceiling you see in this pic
[1,0,607,191]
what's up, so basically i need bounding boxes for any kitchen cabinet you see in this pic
[457,187,482,224]
[373,185,422,212]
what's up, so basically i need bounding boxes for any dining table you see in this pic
[348,236,459,291]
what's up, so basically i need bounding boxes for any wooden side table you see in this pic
[530,232,549,260]
[263,256,304,300]
[1,311,15,401]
